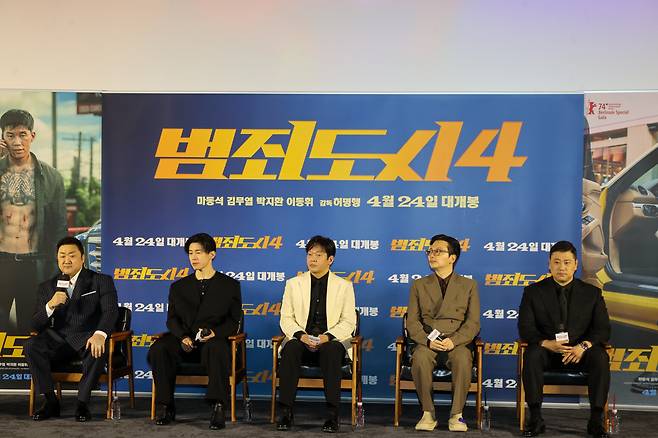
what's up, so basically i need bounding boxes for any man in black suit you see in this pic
[25,236,119,422]
[518,240,611,438]
[148,232,242,430]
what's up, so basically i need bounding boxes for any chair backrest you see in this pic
[116,306,131,332]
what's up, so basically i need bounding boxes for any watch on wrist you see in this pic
[579,341,590,350]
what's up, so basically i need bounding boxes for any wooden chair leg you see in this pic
[519,382,526,431]
[29,376,35,416]
[230,374,237,422]
[106,377,113,419]
[150,379,156,420]
[129,370,135,408]
[271,352,278,423]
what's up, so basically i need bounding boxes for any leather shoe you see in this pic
[322,417,339,433]
[587,420,609,437]
[209,402,225,430]
[75,401,91,422]
[276,408,294,431]
[522,417,546,437]
[32,400,60,421]
[155,403,176,425]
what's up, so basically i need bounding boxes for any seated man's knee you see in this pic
[412,345,436,368]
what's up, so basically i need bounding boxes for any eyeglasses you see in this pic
[425,249,450,256]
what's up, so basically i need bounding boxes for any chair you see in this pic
[270,310,363,427]
[149,311,249,423]
[28,306,135,419]
[393,313,484,428]
[516,340,612,430]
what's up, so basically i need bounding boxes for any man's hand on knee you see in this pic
[85,333,106,358]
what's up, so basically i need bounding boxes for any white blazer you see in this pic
[279,271,357,359]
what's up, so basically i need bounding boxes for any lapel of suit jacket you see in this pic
[422,274,441,316]
[326,271,339,326]
[565,279,583,331]
[439,274,461,314]
[70,268,91,301]
[299,271,311,324]
[539,278,562,330]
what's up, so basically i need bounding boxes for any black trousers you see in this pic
[0,257,38,333]
[278,339,345,412]
[147,333,231,406]
[522,344,610,409]
[24,329,107,404]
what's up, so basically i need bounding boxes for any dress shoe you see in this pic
[522,417,546,437]
[587,419,609,438]
[448,414,468,432]
[32,400,60,421]
[209,402,225,430]
[415,411,437,431]
[276,408,294,431]
[75,401,92,422]
[155,403,176,425]
[322,417,339,433]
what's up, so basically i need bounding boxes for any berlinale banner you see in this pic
[101,94,582,402]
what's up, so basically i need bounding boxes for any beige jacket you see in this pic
[279,271,357,359]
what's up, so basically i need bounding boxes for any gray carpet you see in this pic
[0,395,652,437]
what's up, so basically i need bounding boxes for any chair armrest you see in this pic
[518,339,528,348]
[228,332,246,342]
[351,335,363,346]
[110,330,133,341]
[151,332,166,341]
[272,335,285,347]
[474,336,484,347]
[395,336,405,345]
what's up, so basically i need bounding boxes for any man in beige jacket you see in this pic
[407,234,480,432]
[276,235,356,433]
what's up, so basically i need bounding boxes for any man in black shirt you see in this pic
[148,233,242,429]
[276,235,356,433]
[518,241,611,438]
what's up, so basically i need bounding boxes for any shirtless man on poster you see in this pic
[0,109,66,332]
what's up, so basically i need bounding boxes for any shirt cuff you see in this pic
[293,331,305,340]
[46,303,54,318]
[93,330,108,340]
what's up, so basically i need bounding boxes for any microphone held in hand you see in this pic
[55,273,71,305]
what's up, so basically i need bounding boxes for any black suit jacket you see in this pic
[32,268,119,351]
[518,277,610,347]
[166,272,242,341]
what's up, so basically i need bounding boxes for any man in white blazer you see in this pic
[276,235,356,433]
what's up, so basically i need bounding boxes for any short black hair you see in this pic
[429,234,461,264]
[1,109,34,132]
[56,236,84,256]
[549,240,577,259]
[184,233,216,253]
[305,235,336,258]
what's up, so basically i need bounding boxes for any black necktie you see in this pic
[558,286,568,331]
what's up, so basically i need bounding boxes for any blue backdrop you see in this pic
[101,93,583,402]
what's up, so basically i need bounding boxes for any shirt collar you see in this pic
[311,271,329,286]
[69,268,83,288]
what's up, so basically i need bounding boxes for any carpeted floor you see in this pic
[0,394,652,437]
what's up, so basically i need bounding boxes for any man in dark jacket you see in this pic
[25,236,119,422]
[0,109,67,333]
[148,232,242,430]
[518,241,611,438]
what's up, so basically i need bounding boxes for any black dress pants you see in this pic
[148,333,231,406]
[24,329,107,404]
[522,344,610,408]
[278,339,345,412]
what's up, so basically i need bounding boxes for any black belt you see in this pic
[0,252,42,262]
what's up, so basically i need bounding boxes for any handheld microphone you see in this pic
[55,273,71,305]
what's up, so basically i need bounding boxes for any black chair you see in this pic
[270,310,362,427]
[516,339,611,430]
[149,311,250,423]
[28,306,135,419]
[393,313,483,428]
